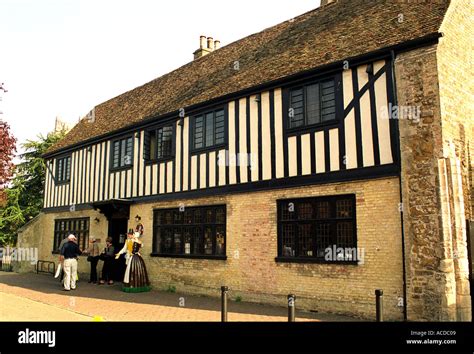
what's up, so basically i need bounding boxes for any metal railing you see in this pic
[36,260,56,275]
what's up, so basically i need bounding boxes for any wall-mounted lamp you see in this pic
[94,217,100,224]
[135,215,141,222]
[135,132,140,138]
[177,118,184,127]
[254,94,261,103]
[87,146,93,153]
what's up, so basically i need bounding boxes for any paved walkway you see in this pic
[0,291,91,321]
[0,272,357,322]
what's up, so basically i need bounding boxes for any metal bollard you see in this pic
[221,286,229,322]
[375,289,383,322]
[288,294,296,322]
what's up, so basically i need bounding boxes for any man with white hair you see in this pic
[60,234,82,291]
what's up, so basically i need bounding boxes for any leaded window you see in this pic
[146,125,174,161]
[153,205,226,258]
[56,156,71,183]
[111,136,133,169]
[277,195,356,262]
[289,78,336,128]
[192,109,225,150]
[53,218,89,252]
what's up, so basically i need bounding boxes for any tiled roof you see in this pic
[47,0,450,154]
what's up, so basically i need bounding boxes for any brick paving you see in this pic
[0,272,357,322]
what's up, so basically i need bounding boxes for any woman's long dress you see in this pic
[122,241,151,293]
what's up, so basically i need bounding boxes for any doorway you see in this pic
[108,218,128,281]
[92,199,133,283]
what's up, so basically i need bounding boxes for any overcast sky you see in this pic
[0,0,320,154]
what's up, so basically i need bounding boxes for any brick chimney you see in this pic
[193,36,220,60]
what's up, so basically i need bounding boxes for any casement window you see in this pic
[152,205,226,259]
[145,125,174,161]
[53,218,89,252]
[191,108,225,151]
[277,195,357,262]
[111,136,133,169]
[288,78,336,129]
[56,156,71,183]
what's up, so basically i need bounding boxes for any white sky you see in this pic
[0,0,321,154]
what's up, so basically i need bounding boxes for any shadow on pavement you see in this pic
[0,272,359,321]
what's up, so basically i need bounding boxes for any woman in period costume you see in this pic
[115,230,151,293]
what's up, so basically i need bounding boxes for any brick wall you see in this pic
[16,209,108,276]
[130,177,403,320]
[18,177,403,320]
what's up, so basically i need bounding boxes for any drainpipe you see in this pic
[391,49,408,321]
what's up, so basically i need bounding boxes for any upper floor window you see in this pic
[277,195,357,263]
[146,125,174,161]
[111,136,133,169]
[56,156,71,183]
[192,108,225,151]
[289,78,336,129]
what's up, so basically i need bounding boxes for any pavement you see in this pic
[0,272,358,322]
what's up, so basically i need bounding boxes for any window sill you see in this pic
[275,257,358,265]
[285,120,339,136]
[145,156,175,165]
[190,143,227,155]
[109,165,133,173]
[150,253,227,261]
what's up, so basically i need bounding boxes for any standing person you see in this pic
[57,236,69,282]
[84,237,100,284]
[99,237,115,285]
[61,234,82,291]
[115,230,151,293]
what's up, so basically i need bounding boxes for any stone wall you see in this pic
[396,17,472,320]
[437,0,473,321]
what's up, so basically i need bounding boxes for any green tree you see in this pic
[0,130,66,246]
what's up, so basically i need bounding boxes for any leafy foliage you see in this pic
[0,120,17,190]
[0,130,66,246]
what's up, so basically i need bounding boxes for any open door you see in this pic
[93,200,133,283]
[108,217,128,282]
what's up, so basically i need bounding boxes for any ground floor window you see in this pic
[53,218,90,252]
[277,195,357,262]
[152,205,226,259]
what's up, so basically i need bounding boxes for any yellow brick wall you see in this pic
[18,177,403,320]
[129,176,403,320]
[17,209,109,276]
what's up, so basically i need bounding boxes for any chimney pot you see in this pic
[214,40,221,50]
[320,0,335,6]
[199,35,206,49]
[207,37,214,50]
